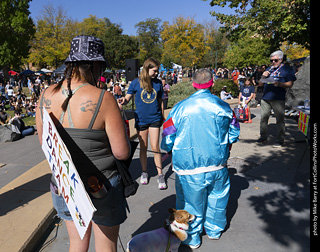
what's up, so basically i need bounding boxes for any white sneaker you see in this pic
[186,243,201,249]
[208,235,220,240]
[157,174,167,190]
[140,172,148,185]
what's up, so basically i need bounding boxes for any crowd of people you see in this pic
[0,79,40,138]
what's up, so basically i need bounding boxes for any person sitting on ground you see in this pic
[0,83,5,94]
[9,97,16,110]
[25,100,36,117]
[0,108,10,125]
[9,109,35,137]
[239,77,255,123]
[220,86,234,100]
[6,85,14,100]
[0,94,6,111]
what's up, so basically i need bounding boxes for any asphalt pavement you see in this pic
[0,106,311,252]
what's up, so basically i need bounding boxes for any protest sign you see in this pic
[41,108,96,240]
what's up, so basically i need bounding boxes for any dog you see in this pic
[127,208,195,252]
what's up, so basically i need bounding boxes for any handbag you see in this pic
[234,105,249,121]
[115,140,139,198]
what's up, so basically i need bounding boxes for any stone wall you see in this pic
[286,56,310,108]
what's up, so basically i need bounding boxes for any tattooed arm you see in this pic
[43,97,52,110]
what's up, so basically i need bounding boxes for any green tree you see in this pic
[204,0,310,50]
[135,18,163,64]
[161,16,209,67]
[0,0,35,78]
[78,15,107,39]
[102,20,139,69]
[223,32,270,69]
[202,20,229,68]
[161,55,174,70]
[28,4,78,68]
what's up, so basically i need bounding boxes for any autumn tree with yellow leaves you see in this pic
[28,4,77,69]
[161,16,210,68]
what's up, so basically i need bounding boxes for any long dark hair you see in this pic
[53,61,104,112]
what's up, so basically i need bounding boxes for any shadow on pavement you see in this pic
[0,173,51,216]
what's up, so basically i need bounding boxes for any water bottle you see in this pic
[88,176,108,198]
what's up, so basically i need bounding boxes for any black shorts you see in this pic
[135,120,162,131]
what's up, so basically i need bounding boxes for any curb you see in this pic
[19,208,56,252]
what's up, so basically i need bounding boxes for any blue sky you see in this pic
[29,0,234,36]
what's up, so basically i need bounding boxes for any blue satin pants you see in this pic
[175,167,230,246]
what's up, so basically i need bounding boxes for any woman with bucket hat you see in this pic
[36,35,130,252]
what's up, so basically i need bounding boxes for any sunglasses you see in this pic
[270,59,279,63]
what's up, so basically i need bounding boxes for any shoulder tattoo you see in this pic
[44,97,51,109]
[80,100,97,113]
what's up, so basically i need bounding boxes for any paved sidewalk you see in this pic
[0,107,310,252]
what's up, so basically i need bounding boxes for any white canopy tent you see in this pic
[41,68,53,73]
[172,63,182,71]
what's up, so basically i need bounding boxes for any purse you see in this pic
[115,140,139,198]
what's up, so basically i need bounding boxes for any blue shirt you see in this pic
[262,64,296,100]
[240,85,254,97]
[127,78,163,125]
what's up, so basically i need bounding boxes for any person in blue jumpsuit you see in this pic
[161,68,240,249]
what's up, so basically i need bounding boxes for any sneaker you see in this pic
[273,141,284,148]
[208,235,220,240]
[185,243,201,249]
[256,137,267,144]
[157,174,167,190]
[140,172,148,185]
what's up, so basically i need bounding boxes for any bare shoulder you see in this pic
[100,89,121,114]
[42,85,58,96]
[40,85,58,109]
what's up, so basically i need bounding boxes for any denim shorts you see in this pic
[50,174,127,226]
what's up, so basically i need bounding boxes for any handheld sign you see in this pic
[41,108,96,240]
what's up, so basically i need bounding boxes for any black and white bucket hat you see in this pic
[65,35,106,63]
